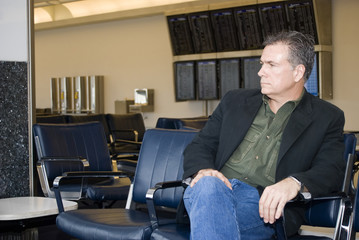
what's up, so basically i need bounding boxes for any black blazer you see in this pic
[183,88,345,236]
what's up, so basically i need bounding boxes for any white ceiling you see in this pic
[34,0,200,26]
[33,0,259,30]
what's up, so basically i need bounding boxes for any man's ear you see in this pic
[294,64,305,82]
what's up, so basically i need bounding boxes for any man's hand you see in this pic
[190,168,232,190]
[259,177,301,224]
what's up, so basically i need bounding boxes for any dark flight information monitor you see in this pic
[188,12,217,53]
[258,2,288,40]
[218,58,241,98]
[304,53,319,96]
[242,57,262,89]
[174,61,196,101]
[233,5,263,50]
[210,9,239,52]
[167,15,195,55]
[196,60,218,100]
[285,0,318,44]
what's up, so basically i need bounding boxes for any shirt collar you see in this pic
[262,88,305,108]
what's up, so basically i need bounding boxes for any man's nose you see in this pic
[258,65,264,77]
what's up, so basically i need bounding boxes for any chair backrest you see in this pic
[304,133,357,227]
[106,113,146,142]
[155,118,181,129]
[33,122,112,171]
[155,116,208,130]
[343,133,357,164]
[178,118,208,130]
[352,153,359,233]
[36,114,68,124]
[67,114,111,143]
[131,129,197,209]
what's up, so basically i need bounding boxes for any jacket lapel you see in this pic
[277,92,313,164]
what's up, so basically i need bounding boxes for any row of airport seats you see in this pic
[35,114,209,164]
[33,113,145,207]
[36,113,145,163]
[33,122,133,208]
[33,114,209,208]
[46,122,359,239]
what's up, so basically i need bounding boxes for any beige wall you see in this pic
[330,0,359,131]
[35,15,207,128]
[35,0,359,130]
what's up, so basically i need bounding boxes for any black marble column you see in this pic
[0,61,29,198]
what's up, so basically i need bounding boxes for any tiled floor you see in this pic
[38,224,76,240]
[2,224,359,240]
[0,225,75,240]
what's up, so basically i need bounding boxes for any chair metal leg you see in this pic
[333,198,354,240]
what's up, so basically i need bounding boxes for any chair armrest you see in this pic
[110,129,139,142]
[179,126,200,131]
[146,180,183,229]
[53,171,134,212]
[38,156,89,168]
[62,170,133,178]
[37,157,89,193]
[276,193,353,240]
[114,139,142,145]
[276,153,356,239]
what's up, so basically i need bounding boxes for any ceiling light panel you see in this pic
[63,0,198,18]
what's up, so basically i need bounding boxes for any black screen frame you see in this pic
[241,56,262,90]
[210,8,239,52]
[174,61,196,101]
[188,11,217,53]
[258,2,288,40]
[233,5,263,50]
[196,60,219,100]
[218,58,241,98]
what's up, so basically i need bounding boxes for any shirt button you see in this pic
[266,135,270,139]
[244,177,248,180]
[255,156,259,160]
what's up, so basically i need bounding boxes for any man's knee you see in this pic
[189,176,230,197]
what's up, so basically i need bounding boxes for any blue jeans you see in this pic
[183,176,275,240]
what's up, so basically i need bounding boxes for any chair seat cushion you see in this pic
[57,208,152,240]
[150,223,190,240]
[86,178,131,201]
[289,235,331,240]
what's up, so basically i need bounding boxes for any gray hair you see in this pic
[263,31,315,82]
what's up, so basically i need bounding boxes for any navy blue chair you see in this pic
[67,114,137,174]
[54,128,197,240]
[36,114,68,124]
[155,117,182,129]
[150,133,357,240]
[155,116,208,130]
[276,133,357,240]
[348,161,359,239]
[178,118,208,130]
[33,122,131,207]
[106,113,145,155]
[67,114,111,143]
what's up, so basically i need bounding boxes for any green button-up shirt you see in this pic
[220,93,303,188]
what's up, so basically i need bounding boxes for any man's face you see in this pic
[258,43,298,99]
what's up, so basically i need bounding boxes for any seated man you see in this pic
[182,31,345,239]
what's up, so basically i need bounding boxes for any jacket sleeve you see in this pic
[182,101,224,179]
[289,103,346,197]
